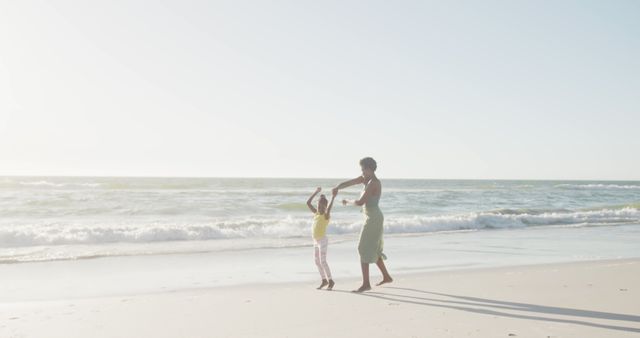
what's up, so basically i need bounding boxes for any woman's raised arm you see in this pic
[332,176,365,195]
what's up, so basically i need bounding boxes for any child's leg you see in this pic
[314,242,326,280]
[319,237,332,280]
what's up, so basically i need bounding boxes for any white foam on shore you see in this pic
[1,207,639,263]
[1,207,638,247]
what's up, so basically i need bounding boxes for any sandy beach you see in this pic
[2,258,638,338]
[3,0,640,337]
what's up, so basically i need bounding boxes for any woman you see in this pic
[332,157,393,292]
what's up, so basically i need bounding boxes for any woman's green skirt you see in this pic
[358,205,387,264]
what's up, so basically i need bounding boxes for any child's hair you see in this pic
[319,194,328,206]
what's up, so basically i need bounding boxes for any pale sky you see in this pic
[1,1,639,180]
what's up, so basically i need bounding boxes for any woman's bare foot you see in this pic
[327,280,335,290]
[316,279,328,290]
[375,277,393,286]
[351,284,371,293]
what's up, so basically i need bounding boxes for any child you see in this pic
[306,187,337,290]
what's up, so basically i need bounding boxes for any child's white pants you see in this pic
[313,236,332,280]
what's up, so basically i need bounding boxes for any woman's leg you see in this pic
[353,262,371,292]
[375,257,393,286]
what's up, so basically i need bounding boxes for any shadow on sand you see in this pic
[333,286,640,333]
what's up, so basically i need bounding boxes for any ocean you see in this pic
[1,176,639,264]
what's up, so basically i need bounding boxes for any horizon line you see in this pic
[1,174,639,182]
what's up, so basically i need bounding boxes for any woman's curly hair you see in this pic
[359,157,377,171]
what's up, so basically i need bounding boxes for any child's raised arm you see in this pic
[306,187,321,214]
[325,189,337,219]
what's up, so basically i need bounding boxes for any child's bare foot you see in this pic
[327,280,335,290]
[375,277,393,286]
[351,284,371,293]
[316,279,328,290]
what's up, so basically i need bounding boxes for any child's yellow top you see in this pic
[312,213,330,240]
